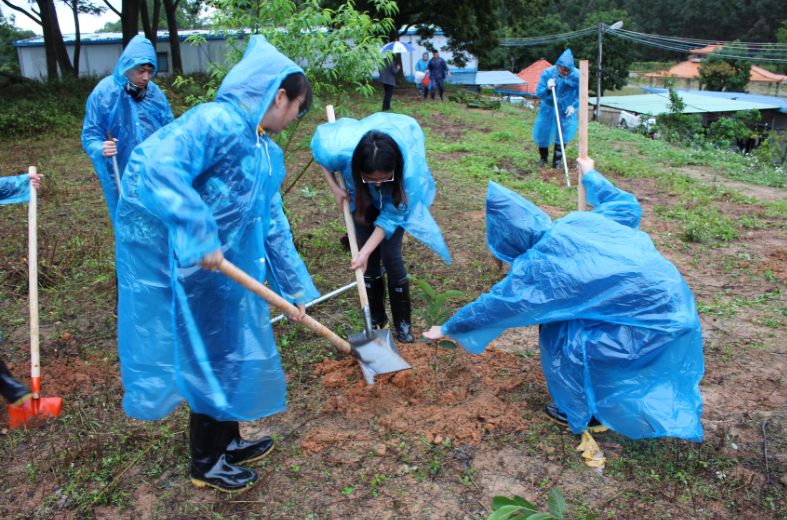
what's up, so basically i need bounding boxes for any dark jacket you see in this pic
[427,57,449,82]
[378,58,400,86]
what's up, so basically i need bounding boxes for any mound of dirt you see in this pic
[304,343,544,453]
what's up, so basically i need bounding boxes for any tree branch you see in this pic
[101,0,121,18]
[0,69,35,83]
[1,0,41,25]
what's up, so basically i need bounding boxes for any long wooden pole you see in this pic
[578,60,589,212]
[28,166,40,397]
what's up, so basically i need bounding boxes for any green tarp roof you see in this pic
[588,92,781,115]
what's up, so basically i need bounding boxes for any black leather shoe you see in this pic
[388,278,414,343]
[224,422,275,465]
[189,413,258,493]
[544,403,607,433]
[0,358,33,407]
[365,275,389,330]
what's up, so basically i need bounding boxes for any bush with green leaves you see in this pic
[413,277,463,350]
[488,487,598,520]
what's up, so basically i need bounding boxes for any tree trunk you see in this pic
[34,0,59,78]
[140,0,163,44]
[162,0,182,73]
[121,0,141,48]
[37,0,74,77]
[71,0,81,76]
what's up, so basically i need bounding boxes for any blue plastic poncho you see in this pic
[441,173,704,441]
[533,49,579,148]
[114,36,320,422]
[82,35,174,224]
[0,174,30,204]
[310,113,451,264]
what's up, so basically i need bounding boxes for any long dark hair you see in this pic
[351,131,407,217]
[280,72,312,116]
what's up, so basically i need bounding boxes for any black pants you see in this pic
[382,84,394,111]
[355,218,407,284]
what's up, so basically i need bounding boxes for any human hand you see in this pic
[547,78,556,89]
[422,326,445,341]
[198,249,224,272]
[287,303,306,322]
[565,106,575,117]
[331,184,351,211]
[350,250,369,274]
[576,157,595,176]
[102,138,118,157]
[29,173,44,190]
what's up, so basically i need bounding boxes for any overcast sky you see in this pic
[2,0,122,35]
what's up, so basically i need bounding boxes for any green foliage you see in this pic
[488,488,597,520]
[0,13,35,74]
[412,277,463,347]
[97,0,207,32]
[707,109,761,149]
[698,46,752,93]
[574,10,636,96]
[655,89,704,144]
[178,0,397,105]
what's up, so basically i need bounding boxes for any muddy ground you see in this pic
[1,87,786,519]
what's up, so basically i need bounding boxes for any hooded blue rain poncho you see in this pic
[82,35,174,223]
[0,174,31,204]
[533,49,579,148]
[310,113,451,264]
[441,173,704,441]
[114,36,319,422]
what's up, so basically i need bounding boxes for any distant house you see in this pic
[641,44,787,94]
[384,27,478,82]
[12,30,233,80]
[493,58,553,97]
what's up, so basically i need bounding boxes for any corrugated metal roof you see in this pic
[641,88,787,113]
[13,29,232,47]
[447,70,526,86]
[589,92,781,115]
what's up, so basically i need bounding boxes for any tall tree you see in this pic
[698,47,752,92]
[101,0,142,46]
[139,0,162,42]
[1,0,74,77]
[572,10,635,96]
[0,12,35,74]
[60,0,106,75]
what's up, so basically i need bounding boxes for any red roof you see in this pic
[501,58,552,95]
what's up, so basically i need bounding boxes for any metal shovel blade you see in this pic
[348,328,411,384]
[9,397,63,429]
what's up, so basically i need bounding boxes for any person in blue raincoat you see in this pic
[424,157,704,441]
[115,36,319,493]
[533,49,579,168]
[0,172,43,407]
[312,113,451,343]
[415,52,430,100]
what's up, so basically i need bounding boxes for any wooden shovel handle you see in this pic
[325,105,369,309]
[218,259,350,354]
[29,166,40,380]
[578,60,589,211]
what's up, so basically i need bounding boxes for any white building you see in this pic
[13,28,477,81]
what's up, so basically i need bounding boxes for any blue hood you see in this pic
[486,181,552,263]
[556,49,575,70]
[215,35,304,131]
[113,35,158,86]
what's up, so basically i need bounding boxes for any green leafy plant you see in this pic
[413,277,463,350]
[488,487,597,520]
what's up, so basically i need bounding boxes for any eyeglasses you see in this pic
[297,98,308,118]
[361,171,395,184]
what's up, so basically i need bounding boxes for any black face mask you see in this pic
[125,81,147,102]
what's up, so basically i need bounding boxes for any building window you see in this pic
[157,52,169,73]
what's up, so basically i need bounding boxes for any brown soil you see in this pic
[301,342,544,453]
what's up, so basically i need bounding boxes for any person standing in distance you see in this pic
[379,54,400,112]
[533,49,579,168]
[427,49,451,101]
[415,52,430,100]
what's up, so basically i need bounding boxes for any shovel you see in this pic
[106,131,121,191]
[324,105,411,385]
[551,86,571,187]
[9,166,63,429]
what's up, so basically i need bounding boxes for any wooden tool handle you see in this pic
[326,105,369,309]
[218,259,351,354]
[578,60,589,211]
[29,166,40,380]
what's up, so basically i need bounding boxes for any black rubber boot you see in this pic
[0,357,32,407]
[224,421,275,466]
[552,148,563,169]
[537,147,549,167]
[365,275,389,329]
[388,278,414,343]
[544,403,608,433]
[190,412,258,493]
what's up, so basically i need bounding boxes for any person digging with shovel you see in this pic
[0,171,43,407]
[81,35,174,318]
[312,113,452,344]
[533,49,579,169]
[114,36,319,493]
[423,157,705,442]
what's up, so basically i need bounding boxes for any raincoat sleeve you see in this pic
[133,108,241,266]
[583,169,642,229]
[0,174,30,204]
[374,198,408,240]
[81,90,120,219]
[535,68,554,100]
[265,192,320,305]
